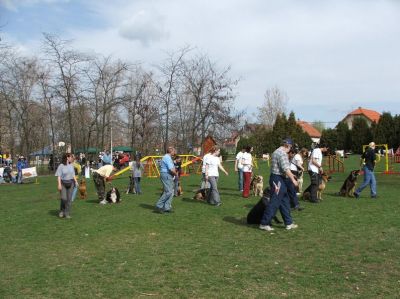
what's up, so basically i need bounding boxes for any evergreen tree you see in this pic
[374,112,394,147]
[336,121,351,150]
[351,118,372,154]
[320,128,338,150]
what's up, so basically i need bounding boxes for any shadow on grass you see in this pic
[181,197,207,204]
[48,209,59,217]
[139,203,155,210]
[85,199,100,204]
[223,216,255,228]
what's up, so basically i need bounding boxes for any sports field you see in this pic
[1,155,399,298]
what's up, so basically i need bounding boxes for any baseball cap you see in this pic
[282,138,293,145]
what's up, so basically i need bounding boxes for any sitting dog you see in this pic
[296,170,304,195]
[338,170,360,197]
[247,188,282,224]
[193,188,210,201]
[78,178,87,199]
[251,175,264,197]
[100,187,121,204]
[303,173,331,201]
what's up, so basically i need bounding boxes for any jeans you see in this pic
[355,166,377,197]
[17,171,23,184]
[134,177,141,194]
[156,172,174,211]
[260,174,293,226]
[237,169,243,191]
[208,176,220,205]
[71,184,78,201]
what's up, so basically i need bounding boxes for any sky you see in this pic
[1,0,400,127]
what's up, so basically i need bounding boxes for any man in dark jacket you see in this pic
[354,142,377,199]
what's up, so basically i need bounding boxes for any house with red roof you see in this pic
[297,121,321,143]
[342,107,381,129]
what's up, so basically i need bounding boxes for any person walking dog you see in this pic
[259,138,299,232]
[354,142,377,199]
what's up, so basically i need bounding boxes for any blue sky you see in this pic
[1,0,400,127]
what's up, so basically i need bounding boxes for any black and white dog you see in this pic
[100,187,121,204]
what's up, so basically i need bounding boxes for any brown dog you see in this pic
[339,170,360,197]
[303,173,331,201]
[251,175,264,197]
[78,178,87,199]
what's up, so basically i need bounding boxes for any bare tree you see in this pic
[84,55,128,150]
[157,46,191,152]
[182,54,239,152]
[0,55,41,157]
[257,86,288,128]
[42,33,88,152]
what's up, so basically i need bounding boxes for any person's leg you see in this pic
[355,167,372,196]
[286,178,299,208]
[242,172,251,198]
[163,176,175,211]
[238,169,244,191]
[64,186,73,217]
[370,171,377,197]
[308,171,319,202]
[208,176,220,205]
[278,185,293,226]
[156,173,174,211]
[174,176,179,196]
[260,175,282,226]
[134,177,141,194]
[60,185,67,217]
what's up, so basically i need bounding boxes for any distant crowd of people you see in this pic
[0,155,29,184]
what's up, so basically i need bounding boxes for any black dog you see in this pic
[106,187,121,203]
[339,170,360,197]
[247,188,282,225]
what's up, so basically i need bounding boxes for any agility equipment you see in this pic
[108,154,204,179]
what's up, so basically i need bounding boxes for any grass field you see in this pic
[1,155,399,298]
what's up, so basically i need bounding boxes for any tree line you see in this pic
[321,112,400,154]
[0,34,243,158]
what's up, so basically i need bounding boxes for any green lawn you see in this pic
[1,156,399,298]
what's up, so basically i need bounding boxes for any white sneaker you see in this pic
[259,224,274,231]
[286,223,298,230]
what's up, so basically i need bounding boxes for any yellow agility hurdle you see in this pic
[110,154,203,179]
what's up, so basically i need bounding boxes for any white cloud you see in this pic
[118,9,168,46]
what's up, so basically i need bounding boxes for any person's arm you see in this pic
[57,176,62,191]
[218,164,228,176]
[234,159,238,172]
[205,164,209,180]
[285,168,298,186]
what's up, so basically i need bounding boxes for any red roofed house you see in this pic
[297,121,322,144]
[342,107,381,129]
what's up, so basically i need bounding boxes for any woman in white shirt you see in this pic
[241,146,253,198]
[205,147,228,206]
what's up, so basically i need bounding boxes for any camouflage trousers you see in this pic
[93,172,105,201]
